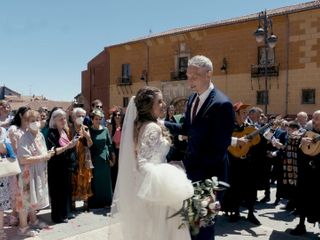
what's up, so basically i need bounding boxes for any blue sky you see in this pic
[0,0,310,101]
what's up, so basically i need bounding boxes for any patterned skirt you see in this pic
[0,176,11,211]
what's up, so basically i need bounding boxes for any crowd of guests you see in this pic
[0,99,123,238]
[1,93,320,238]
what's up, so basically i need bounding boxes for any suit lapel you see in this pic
[192,89,216,124]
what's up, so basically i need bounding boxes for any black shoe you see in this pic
[229,213,241,222]
[68,214,76,219]
[83,201,90,212]
[285,201,295,211]
[83,206,90,212]
[71,202,76,212]
[290,209,299,216]
[247,214,261,225]
[223,211,230,217]
[290,224,306,235]
[259,196,270,203]
[52,218,68,224]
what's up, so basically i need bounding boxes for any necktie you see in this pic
[191,96,200,123]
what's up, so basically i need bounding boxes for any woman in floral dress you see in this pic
[7,107,30,226]
[16,110,55,237]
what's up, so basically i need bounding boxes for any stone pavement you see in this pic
[3,187,320,239]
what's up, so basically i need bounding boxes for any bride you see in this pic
[109,86,194,240]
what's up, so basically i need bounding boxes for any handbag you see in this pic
[84,147,94,169]
[0,157,21,178]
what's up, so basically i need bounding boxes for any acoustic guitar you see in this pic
[228,119,278,158]
[300,131,320,156]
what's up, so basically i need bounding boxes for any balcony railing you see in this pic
[117,76,132,85]
[251,63,280,78]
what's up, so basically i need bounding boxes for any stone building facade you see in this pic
[82,1,320,116]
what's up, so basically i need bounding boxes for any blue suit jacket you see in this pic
[165,88,235,182]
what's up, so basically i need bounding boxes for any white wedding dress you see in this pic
[109,97,193,240]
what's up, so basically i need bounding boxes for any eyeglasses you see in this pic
[115,113,121,117]
[96,105,103,109]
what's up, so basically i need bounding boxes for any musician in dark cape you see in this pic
[272,121,301,211]
[265,120,288,205]
[221,102,261,225]
[244,107,271,202]
[250,115,271,203]
[290,110,320,235]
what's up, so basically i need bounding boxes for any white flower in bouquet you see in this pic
[200,208,208,217]
[201,199,209,208]
[208,201,221,211]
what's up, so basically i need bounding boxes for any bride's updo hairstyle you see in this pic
[135,86,159,123]
[134,86,171,144]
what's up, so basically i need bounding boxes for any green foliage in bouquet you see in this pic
[169,176,229,236]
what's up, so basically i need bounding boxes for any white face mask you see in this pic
[75,117,84,125]
[29,121,41,131]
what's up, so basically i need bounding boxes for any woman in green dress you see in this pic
[88,109,115,209]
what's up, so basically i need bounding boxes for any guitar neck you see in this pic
[247,123,272,139]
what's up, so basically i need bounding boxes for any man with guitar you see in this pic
[291,110,320,235]
[222,102,261,225]
[245,107,263,127]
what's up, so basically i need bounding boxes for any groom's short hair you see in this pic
[188,55,213,71]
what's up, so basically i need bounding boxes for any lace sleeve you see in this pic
[136,122,161,171]
[136,123,193,207]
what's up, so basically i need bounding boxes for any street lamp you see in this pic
[254,10,277,115]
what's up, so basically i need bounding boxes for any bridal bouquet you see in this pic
[170,176,229,236]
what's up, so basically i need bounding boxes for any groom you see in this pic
[165,55,234,240]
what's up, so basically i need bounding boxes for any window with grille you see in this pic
[121,64,131,84]
[256,90,269,105]
[302,89,315,104]
[123,97,129,107]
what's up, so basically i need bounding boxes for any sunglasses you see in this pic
[96,105,103,109]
